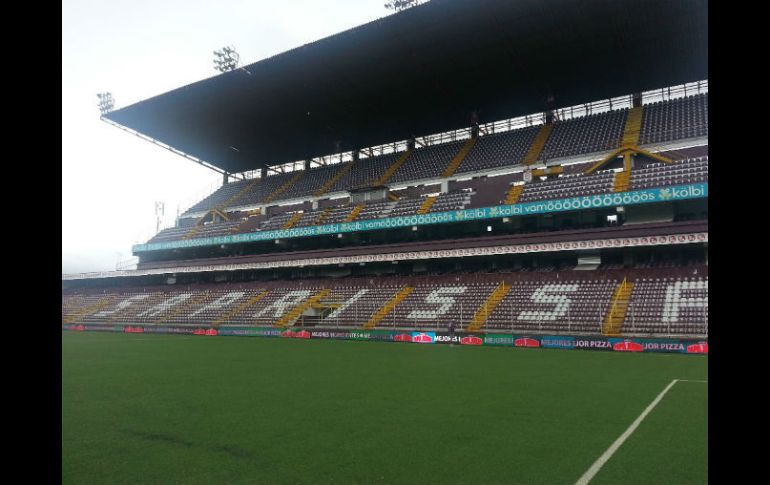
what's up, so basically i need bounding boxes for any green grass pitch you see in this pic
[62,332,707,485]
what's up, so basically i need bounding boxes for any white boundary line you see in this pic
[574,378,706,485]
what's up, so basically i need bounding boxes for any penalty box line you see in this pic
[574,378,706,485]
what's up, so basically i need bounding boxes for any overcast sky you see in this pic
[62,0,391,274]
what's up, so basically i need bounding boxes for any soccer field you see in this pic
[62,332,707,485]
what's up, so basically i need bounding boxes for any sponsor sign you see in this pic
[310,330,350,340]
[541,336,576,349]
[411,332,436,343]
[460,335,483,346]
[432,333,483,345]
[637,339,688,353]
[484,334,516,346]
[134,183,708,253]
[514,337,541,348]
[217,327,282,337]
[574,337,613,351]
[394,333,413,342]
[347,330,395,341]
[687,341,709,354]
[64,325,707,356]
[611,339,644,352]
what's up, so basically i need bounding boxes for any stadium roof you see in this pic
[104,0,707,174]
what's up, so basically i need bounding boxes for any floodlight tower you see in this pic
[96,92,114,115]
[213,46,240,73]
[384,0,425,12]
[155,201,165,233]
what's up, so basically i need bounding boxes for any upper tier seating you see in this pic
[456,126,541,174]
[639,93,708,145]
[150,155,707,244]
[541,110,628,161]
[179,95,707,214]
[389,140,467,183]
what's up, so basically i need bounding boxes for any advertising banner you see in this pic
[411,331,436,343]
[63,325,707,355]
[217,327,282,337]
[686,341,708,354]
[573,337,613,351]
[514,337,541,348]
[483,334,516,346]
[433,333,484,345]
[133,183,708,253]
[541,336,576,350]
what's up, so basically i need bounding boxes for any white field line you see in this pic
[574,378,706,485]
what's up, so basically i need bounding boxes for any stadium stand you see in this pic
[639,93,708,145]
[176,93,709,221]
[62,267,708,336]
[68,0,707,344]
[145,154,707,243]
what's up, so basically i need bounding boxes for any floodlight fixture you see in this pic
[213,46,240,73]
[96,92,114,115]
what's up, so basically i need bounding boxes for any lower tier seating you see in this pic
[63,268,707,336]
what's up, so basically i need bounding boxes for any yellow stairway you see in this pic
[62,295,115,324]
[417,196,437,214]
[274,289,331,327]
[314,207,332,225]
[622,106,644,147]
[373,149,412,186]
[522,123,554,165]
[504,184,525,204]
[466,282,511,332]
[345,204,365,222]
[363,287,414,329]
[602,279,634,336]
[613,169,632,193]
[183,224,202,240]
[263,170,305,204]
[282,212,304,229]
[314,161,355,197]
[213,290,269,327]
[442,138,477,177]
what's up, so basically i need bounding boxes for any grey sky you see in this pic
[62,0,389,273]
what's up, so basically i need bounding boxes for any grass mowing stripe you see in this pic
[574,379,679,485]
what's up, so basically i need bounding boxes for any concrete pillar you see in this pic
[222,172,230,185]
[260,167,267,179]
[441,179,449,193]
[304,159,311,171]
[632,92,643,108]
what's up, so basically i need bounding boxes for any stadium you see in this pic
[62,0,708,483]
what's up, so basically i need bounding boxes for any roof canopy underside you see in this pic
[105,0,708,173]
